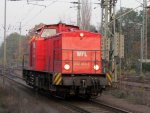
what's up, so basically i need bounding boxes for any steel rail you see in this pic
[5,75,26,87]
[59,101,90,113]
[90,100,132,113]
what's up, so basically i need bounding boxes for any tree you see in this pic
[116,8,143,69]
[0,33,26,66]
[116,7,150,71]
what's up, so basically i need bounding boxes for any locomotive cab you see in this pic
[39,23,79,38]
[41,28,57,38]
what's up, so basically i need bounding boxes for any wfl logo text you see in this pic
[76,51,87,57]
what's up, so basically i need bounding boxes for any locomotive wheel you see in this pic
[26,77,30,85]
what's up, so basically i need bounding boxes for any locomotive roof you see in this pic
[36,23,79,31]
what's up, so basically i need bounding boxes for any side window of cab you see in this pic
[41,28,57,38]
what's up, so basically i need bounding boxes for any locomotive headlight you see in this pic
[80,33,84,37]
[94,65,99,70]
[64,64,70,70]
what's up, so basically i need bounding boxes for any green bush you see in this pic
[111,89,128,98]
[143,63,150,72]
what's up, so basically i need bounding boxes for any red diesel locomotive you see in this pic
[23,23,107,98]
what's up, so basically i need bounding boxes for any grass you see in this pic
[108,87,150,107]
[0,84,51,113]
[0,86,7,113]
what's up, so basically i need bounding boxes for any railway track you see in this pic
[46,95,133,113]
[119,81,150,91]
[61,100,133,113]
[58,101,91,113]
[89,100,132,113]
[0,67,133,113]
[1,74,90,113]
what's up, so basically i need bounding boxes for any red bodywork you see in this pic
[29,23,102,74]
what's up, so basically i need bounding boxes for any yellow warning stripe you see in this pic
[54,73,61,83]
[53,73,62,85]
[56,77,62,85]
[106,73,112,82]
[106,73,112,86]
[53,73,59,82]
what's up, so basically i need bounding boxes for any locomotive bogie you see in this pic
[23,69,107,97]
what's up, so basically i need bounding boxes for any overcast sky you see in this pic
[0,0,148,44]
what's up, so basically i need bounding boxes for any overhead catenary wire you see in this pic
[3,1,34,34]
[8,1,26,25]
[3,0,59,34]
[135,0,143,5]
[6,0,101,33]
[135,0,150,6]
[22,0,101,27]
[108,0,150,26]
[4,0,67,29]
[9,0,49,26]
[0,0,98,38]
[4,0,77,37]
[22,0,59,27]
[1,0,68,36]
[108,4,143,25]
[20,6,35,22]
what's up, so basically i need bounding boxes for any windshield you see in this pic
[41,28,56,37]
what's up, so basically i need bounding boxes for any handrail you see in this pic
[53,49,102,73]
[54,48,101,51]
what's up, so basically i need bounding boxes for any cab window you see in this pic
[41,28,56,38]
